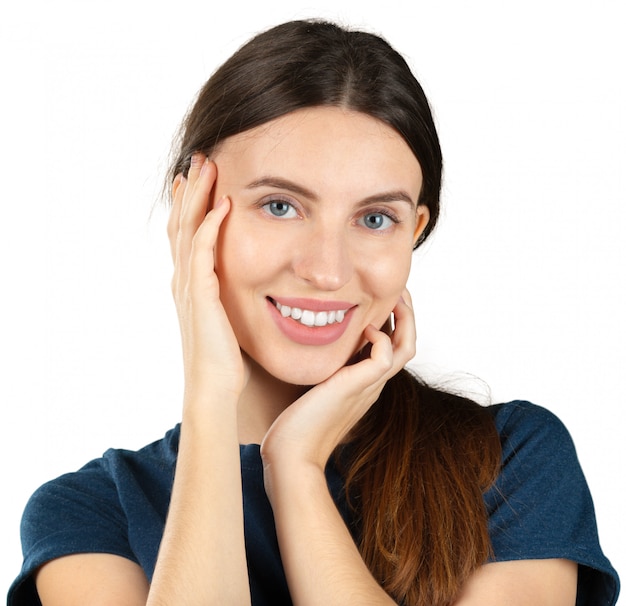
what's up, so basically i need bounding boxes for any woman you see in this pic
[8,19,619,606]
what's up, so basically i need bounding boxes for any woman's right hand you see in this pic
[167,153,247,400]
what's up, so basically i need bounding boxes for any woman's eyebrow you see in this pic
[246,176,318,200]
[358,191,416,209]
[245,176,416,209]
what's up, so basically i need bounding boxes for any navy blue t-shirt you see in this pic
[7,401,620,604]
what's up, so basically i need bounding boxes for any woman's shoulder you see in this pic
[35,424,182,503]
[487,398,564,428]
[484,400,598,480]
[486,399,572,449]
[9,425,182,605]
[483,399,593,521]
[482,400,620,605]
[21,424,182,540]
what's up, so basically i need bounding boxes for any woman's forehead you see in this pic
[212,107,423,198]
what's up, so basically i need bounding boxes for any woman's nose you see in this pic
[292,227,354,292]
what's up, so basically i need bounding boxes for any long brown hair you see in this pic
[341,370,500,604]
[167,19,502,605]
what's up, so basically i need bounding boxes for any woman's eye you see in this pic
[360,212,395,230]
[262,200,298,218]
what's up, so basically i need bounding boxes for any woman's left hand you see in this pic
[260,289,416,480]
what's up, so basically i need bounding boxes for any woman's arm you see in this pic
[266,462,395,605]
[36,155,251,606]
[148,155,250,605]
[453,559,578,605]
[36,554,149,606]
[147,386,248,606]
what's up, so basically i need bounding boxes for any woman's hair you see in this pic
[167,19,502,605]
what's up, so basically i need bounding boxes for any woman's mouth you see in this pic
[273,300,347,327]
[267,297,354,345]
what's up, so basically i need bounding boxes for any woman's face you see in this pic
[211,107,428,386]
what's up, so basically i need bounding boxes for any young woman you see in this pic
[8,19,619,606]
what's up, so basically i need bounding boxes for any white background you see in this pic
[1,0,624,600]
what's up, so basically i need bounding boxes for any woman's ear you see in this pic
[413,204,430,246]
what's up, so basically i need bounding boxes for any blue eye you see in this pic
[360,212,394,230]
[263,200,297,218]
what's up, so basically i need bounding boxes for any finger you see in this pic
[363,325,394,368]
[400,287,413,310]
[167,152,210,263]
[185,150,205,188]
[167,173,186,261]
[179,155,217,233]
[174,157,218,293]
[388,293,417,366]
[188,196,231,303]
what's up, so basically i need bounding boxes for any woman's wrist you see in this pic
[262,454,327,508]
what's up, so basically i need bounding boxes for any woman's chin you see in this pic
[246,350,351,389]
[273,362,343,388]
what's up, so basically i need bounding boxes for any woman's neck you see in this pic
[236,356,309,445]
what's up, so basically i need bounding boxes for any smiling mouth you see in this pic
[268,298,348,328]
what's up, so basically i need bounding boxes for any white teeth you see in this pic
[314,311,328,327]
[274,301,348,327]
[291,307,302,320]
[301,310,315,326]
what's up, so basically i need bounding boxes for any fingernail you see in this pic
[190,152,202,167]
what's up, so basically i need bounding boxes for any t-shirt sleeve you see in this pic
[7,459,138,606]
[485,401,620,605]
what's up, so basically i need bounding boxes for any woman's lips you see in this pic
[267,297,355,346]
